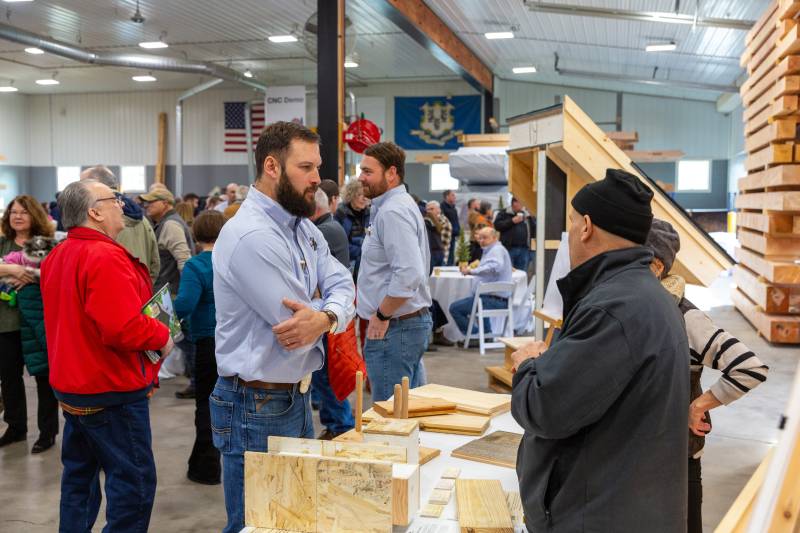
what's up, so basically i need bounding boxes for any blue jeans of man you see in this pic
[311,335,354,435]
[509,246,532,272]
[363,311,433,402]
[449,294,509,335]
[59,398,156,533]
[211,375,314,533]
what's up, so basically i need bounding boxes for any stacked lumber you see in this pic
[736,0,800,344]
[604,130,685,162]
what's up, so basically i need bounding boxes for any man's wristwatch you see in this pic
[323,310,338,334]
[375,308,391,322]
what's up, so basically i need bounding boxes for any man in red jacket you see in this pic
[41,179,174,533]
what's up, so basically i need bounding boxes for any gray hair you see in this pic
[59,180,97,230]
[82,165,118,190]
[315,188,330,214]
[341,180,363,204]
[235,185,249,201]
[425,201,439,209]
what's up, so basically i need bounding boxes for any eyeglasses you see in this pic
[94,193,124,207]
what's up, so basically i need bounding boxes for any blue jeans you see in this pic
[509,246,532,272]
[363,311,433,402]
[59,398,156,533]
[449,294,509,335]
[311,337,354,435]
[447,237,457,266]
[210,376,314,533]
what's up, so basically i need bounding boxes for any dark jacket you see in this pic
[315,213,350,268]
[424,217,444,253]
[440,200,460,236]
[512,247,689,532]
[153,210,194,294]
[17,283,48,376]
[334,202,369,270]
[174,251,215,341]
[494,207,536,249]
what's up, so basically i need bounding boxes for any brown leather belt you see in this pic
[238,379,295,390]
[396,309,426,321]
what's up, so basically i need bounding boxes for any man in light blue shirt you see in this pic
[449,227,513,335]
[357,142,433,402]
[211,122,354,533]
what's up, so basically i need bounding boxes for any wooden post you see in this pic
[401,377,410,419]
[155,112,167,184]
[355,371,363,432]
[393,384,403,419]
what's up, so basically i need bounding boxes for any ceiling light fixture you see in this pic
[645,41,677,52]
[268,35,298,43]
[485,31,514,40]
[132,74,156,82]
[139,40,168,49]
[512,66,537,74]
[0,84,18,92]
[243,69,254,78]
[36,78,59,85]
[344,60,359,68]
[2,0,35,3]
[24,47,44,54]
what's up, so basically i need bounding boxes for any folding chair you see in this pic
[463,281,516,355]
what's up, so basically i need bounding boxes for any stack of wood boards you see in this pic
[361,408,490,436]
[410,383,511,416]
[736,0,800,344]
[372,396,456,418]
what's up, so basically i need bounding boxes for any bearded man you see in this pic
[211,121,355,533]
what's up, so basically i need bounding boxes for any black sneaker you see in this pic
[175,386,196,399]
[31,435,55,454]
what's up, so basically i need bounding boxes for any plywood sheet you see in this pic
[245,452,318,532]
[455,479,514,533]
[451,431,523,469]
[373,396,456,418]
[316,459,393,533]
[411,384,511,416]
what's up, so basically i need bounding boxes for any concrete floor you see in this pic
[0,304,796,532]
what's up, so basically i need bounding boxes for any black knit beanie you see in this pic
[571,168,654,244]
[645,218,680,274]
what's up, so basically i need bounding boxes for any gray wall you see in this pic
[638,160,729,211]
[0,166,29,208]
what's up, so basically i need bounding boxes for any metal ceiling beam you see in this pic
[372,0,493,92]
[0,21,268,92]
[523,1,755,31]
[555,65,737,93]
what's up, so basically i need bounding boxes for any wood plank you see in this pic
[738,164,800,191]
[733,288,800,343]
[459,133,509,147]
[485,365,513,388]
[411,383,511,416]
[455,479,514,533]
[372,396,456,418]
[605,130,638,143]
[743,61,800,106]
[450,431,522,469]
[155,112,167,185]
[391,463,419,526]
[736,190,800,210]
[245,452,318,532]
[748,29,780,76]
[744,143,794,172]
[623,149,684,162]
[780,0,800,21]
[508,148,537,215]
[736,246,800,284]
[744,102,775,136]
[361,408,490,435]
[745,118,799,153]
[419,446,440,465]
[738,228,800,255]
[742,44,782,94]
[777,24,800,60]
[316,457,393,533]
[734,265,800,314]
[363,418,418,436]
[774,94,800,117]
[737,212,798,234]
[747,1,778,46]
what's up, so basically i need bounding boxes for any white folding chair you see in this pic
[463,281,516,355]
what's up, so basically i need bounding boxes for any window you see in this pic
[676,160,711,192]
[429,163,459,191]
[57,166,81,191]
[121,166,146,192]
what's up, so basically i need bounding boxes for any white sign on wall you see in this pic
[265,86,306,125]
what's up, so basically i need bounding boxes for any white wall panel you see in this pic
[28,95,53,166]
[0,94,30,165]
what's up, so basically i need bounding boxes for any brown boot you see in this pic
[432,331,455,347]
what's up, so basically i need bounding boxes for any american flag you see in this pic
[224,101,265,152]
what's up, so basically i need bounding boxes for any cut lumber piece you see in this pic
[737,212,798,234]
[459,133,509,147]
[605,130,638,143]
[736,246,800,284]
[746,1,778,47]
[735,190,800,210]
[734,265,800,314]
[372,396,456,418]
[777,24,800,60]
[363,418,418,436]
[429,488,452,505]
[436,478,456,491]
[773,94,800,117]
[738,164,800,191]
[747,28,779,76]
[392,463,419,526]
[744,4,779,69]
[742,60,800,106]
[411,383,511,416]
[745,118,799,153]
[733,289,800,343]
[245,452,318,532]
[456,479,514,533]
[361,408,490,435]
[744,143,794,171]
[363,419,420,464]
[744,102,775,136]
[419,446,440,465]
[738,228,800,256]
[796,215,800,233]
[780,0,800,20]
[450,431,523,469]
[624,150,684,162]
[420,503,445,518]
[316,457,393,533]
[268,436,407,463]
[485,365,513,393]
[742,44,782,94]
[442,467,461,479]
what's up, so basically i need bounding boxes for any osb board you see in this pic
[267,436,407,463]
[735,190,800,211]
[373,396,456,418]
[455,479,514,533]
[450,431,523,469]
[738,165,800,192]
[244,452,393,533]
[363,418,418,436]
[738,229,800,256]
[362,408,490,436]
[733,265,800,314]
[733,288,800,344]
[736,246,800,284]
[411,383,511,416]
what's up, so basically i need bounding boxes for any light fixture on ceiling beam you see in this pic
[268,34,298,43]
[24,47,44,54]
[523,1,754,31]
[35,78,59,85]
[344,53,359,68]
[139,40,168,49]
[0,80,18,92]
[485,31,514,40]
[645,41,677,52]
[512,66,537,74]
[243,69,254,78]
[2,0,34,3]
[132,73,156,82]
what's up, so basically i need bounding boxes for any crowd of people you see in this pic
[0,122,769,533]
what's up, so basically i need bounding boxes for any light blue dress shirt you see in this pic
[471,241,513,298]
[213,186,355,383]
[356,185,432,318]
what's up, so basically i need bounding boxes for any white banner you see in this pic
[265,85,306,125]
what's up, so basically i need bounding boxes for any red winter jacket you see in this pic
[41,227,169,407]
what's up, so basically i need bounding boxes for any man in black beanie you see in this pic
[510,168,690,532]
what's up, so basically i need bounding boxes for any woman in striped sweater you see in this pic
[646,219,769,533]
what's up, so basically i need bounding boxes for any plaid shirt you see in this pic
[439,214,453,263]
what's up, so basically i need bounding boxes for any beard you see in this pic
[362,173,389,199]
[276,169,317,218]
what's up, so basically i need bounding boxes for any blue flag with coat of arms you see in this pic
[394,95,481,150]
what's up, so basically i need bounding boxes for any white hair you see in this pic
[425,201,438,209]
[315,188,330,214]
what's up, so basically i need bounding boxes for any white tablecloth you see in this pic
[429,267,531,342]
